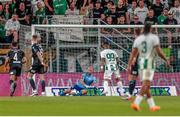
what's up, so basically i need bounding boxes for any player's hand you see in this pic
[165,60,171,67]
[127,65,131,74]
[100,65,104,72]
[42,62,48,68]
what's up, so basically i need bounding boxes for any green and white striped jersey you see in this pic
[100,49,118,71]
[133,33,160,69]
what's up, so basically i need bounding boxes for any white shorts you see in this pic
[138,69,155,81]
[104,69,120,80]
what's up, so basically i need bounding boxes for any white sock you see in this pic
[33,90,37,93]
[117,81,125,96]
[147,97,155,108]
[103,81,109,93]
[134,95,143,106]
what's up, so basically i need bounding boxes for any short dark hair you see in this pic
[11,41,18,47]
[32,34,38,39]
[135,28,141,36]
[144,23,151,35]
[102,40,110,45]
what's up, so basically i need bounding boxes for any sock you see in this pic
[134,95,143,106]
[9,80,13,85]
[103,81,109,94]
[147,97,155,108]
[29,78,36,90]
[128,80,136,95]
[117,81,124,96]
[41,80,45,92]
[9,80,16,94]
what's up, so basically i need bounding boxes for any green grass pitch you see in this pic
[0,96,180,116]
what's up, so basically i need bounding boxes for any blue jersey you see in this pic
[75,73,97,90]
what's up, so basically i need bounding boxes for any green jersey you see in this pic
[53,0,67,15]
[100,49,118,71]
[35,8,46,24]
[158,15,167,24]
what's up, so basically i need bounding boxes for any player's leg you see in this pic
[131,70,147,111]
[75,89,88,96]
[39,65,46,96]
[102,71,112,95]
[145,72,160,111]
[71,84,86,96]
[131,80,147,111]
[27,66,37,96]
[9,66,18,96]
[39,74,46,96]
[127,62,138,99]
[9,72,16,96]
[10,67,22,96]
[115,70,125,96]
[60,89,72,96]
[126,74,137,100]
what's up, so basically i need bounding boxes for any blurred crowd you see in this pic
[0,0,180,44]
[0,0,179,72]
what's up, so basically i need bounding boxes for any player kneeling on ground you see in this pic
[5,41,26,96]
[60,66,97,96]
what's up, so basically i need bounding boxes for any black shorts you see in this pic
[130,61,138,76]
[9,65,22,77]
[29,65,46,74]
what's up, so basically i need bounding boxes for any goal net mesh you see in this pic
[19,24,180,95]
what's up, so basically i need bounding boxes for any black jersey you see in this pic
[32,43,43,65]
[7,48,25,67]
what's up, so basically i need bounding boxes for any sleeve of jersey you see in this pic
[93,77,97,83]
[115,52,118,58]
[132,39,138,48]
[82,73,86,80]
[100,52,105,58]
[32,45,39,53]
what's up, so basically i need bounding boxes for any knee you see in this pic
[104,79,111,85]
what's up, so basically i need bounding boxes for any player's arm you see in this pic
[4,52,10,71]
[36,51,46,66]
[79,79,88,87]
[127,48,138,72]
[22,57,27,64]
[33,45,47,67]
[4,57,9,68]
[155,45,170,67]
[91,77,97,87]
[22,51,26,64]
